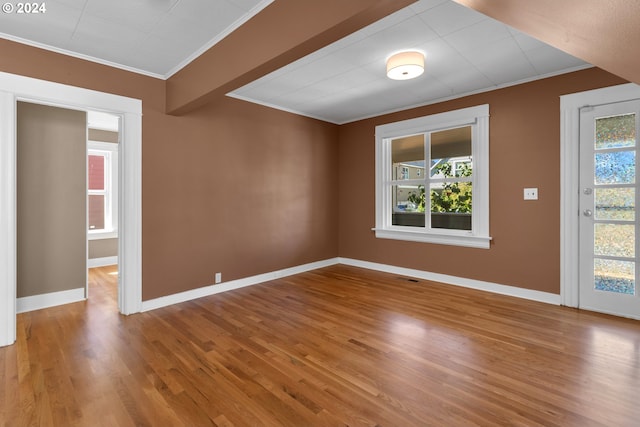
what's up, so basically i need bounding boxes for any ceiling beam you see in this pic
[452,0,640,85]
[166,0,416,116]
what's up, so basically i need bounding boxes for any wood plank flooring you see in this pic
[1,264,639,426]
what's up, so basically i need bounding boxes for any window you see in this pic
[88,141,118,239]
[375,104,491,248]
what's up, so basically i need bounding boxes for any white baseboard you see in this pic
[88,256,118,268]
[338,257,561,305]
[141,258,341,312]
[141,256,561,313]
[17,287,85,314]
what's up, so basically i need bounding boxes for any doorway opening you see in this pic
[0,71,142,347]
[87,111,120,306]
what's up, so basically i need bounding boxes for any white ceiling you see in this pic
[0,0,273,78]
[229,0,590,124]
[0,0,589,124]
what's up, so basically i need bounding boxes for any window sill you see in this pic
[88,230,118,241]
[374,228,491,249]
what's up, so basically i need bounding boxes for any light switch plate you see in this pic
[524,188,538,200]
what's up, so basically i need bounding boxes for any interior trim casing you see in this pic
[0,71,142,347]
[559,82,640,308]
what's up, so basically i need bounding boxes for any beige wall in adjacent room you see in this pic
[89,128,119,143]
[89,239,118,260]
[17,102,87,298]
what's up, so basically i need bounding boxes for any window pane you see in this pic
[430,182,472,230]
[88,194,105,230]
[393,164,425,180]
[595,114,636,149]
[89,154,105,190]
[393,184,424,212]
[392,135,425,180]
[430,182,472,213]
[594,151,635,184]
[391,185,424,227]
[431,212,472,230]
[595,188,635,221]
[431,126,472,177]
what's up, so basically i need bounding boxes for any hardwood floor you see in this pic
[1,264,639,426]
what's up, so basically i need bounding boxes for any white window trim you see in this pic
[375,104,491,249]
[88,140,118,240]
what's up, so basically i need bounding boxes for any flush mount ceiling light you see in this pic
[386,51,425,80]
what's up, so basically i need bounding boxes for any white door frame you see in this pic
[0,72,142,347]
[560,82,640,308]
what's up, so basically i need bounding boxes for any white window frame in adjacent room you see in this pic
[88,141,118,240]
[375,104,491,249]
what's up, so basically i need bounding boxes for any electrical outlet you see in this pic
[215,272,222,284]
[524,188,538,200]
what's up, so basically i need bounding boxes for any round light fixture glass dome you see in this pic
[386,51,425,80]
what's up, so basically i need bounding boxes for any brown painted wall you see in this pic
[1,39,338,301]
[17,102,87,298]
[142,97,338,298]
[338,67,627,294]
[2,39,630,300]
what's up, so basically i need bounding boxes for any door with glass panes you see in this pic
[579,99,640,318]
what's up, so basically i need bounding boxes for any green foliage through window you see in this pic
[407,162,472,213]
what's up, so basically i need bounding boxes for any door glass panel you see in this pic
[595,113,636,149]
[594,151,635,184]
[594,223,635,257]
[594,258,635,295]
[595,188,635,221]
